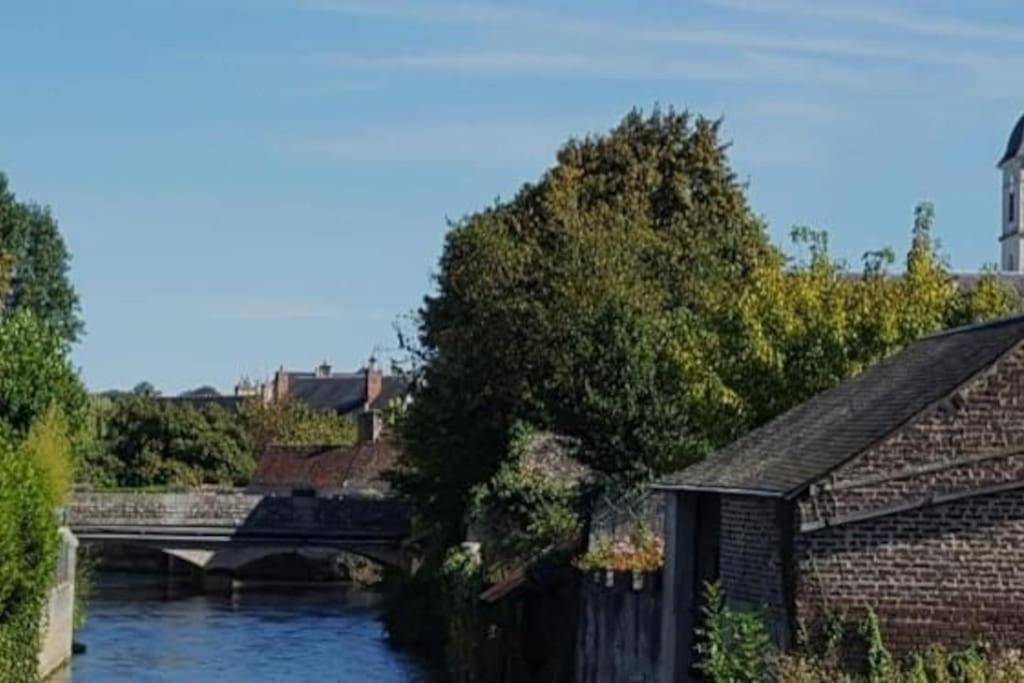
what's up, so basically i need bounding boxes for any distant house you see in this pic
[248,411,399,494]
[255,358,408,417]
[654,314,1024,678]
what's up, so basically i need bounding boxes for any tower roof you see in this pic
[1000,113,1024,166]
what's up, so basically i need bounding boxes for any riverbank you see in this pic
[53,571,436,682]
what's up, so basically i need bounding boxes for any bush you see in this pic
[696,581,772,682]
[468,424,583,571]
[0,434,59,681]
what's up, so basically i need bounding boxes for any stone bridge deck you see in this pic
[66,490,411,574]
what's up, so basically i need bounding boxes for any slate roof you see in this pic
[287,373,408,415]
[249,437,400,491]
[657,315,1024,497]
[1001,113,1024,166]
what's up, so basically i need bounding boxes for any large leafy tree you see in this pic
[399,108,776,539]
[0,173,82,343]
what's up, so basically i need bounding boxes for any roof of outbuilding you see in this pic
[1001,113,1024,166]
[249,437,400,491]
[657,314,1024,497]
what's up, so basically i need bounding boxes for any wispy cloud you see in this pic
[705,0,1024,43]
[191,49,911,91]
[296,0,1019,68]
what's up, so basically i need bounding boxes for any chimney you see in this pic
[315,360,332,378]
[273,366,290,403]
[357,410,382,444]
[364,355,382,409]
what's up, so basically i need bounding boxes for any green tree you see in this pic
[99,396,254,487]
[0,173,82,342]
[399,108,774,542]
[0,310,86,438]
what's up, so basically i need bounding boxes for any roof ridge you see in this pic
[921,313,1024,341]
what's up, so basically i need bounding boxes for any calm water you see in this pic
[54,573,436,682]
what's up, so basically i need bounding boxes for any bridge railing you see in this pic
[66,490,409,540]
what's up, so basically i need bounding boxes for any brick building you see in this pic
[655,314,1024,679]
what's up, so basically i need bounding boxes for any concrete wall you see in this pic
[575,571,661,683]
[38,527,77,680]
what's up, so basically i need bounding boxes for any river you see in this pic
[53,572,437,682]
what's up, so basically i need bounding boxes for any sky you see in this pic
[3,0,1024,395]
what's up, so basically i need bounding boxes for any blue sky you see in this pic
[3,1,1023,394]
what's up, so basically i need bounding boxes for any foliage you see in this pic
[863,609,895,683]
[440,546,488,682]
[96,396,255,487]
[21,405,74,508]
[396,107,1016,556]
[574,523,664,573]
[0,434,59,681]
[0,173,82,343]
[73,546,97,630]
[0,310,85,438]
[239,398,355,454]
[81,395,357,488]
[468,423,584,571]
[696,581,773,682]
[397,107,774,546]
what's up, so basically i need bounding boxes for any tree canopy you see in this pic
[0,173,82,343]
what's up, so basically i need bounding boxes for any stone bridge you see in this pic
[66,491,409,589]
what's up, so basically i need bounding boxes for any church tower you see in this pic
[999,115,1024,272]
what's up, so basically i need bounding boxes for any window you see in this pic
[1011,254,1017,271]
[1011,189,1017,225]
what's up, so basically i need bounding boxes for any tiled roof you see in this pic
[657,315,1024,496]
[249,437,400,491]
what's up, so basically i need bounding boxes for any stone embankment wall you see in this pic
[38,527,77,679]
[574,571,661,683]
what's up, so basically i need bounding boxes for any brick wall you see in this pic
[719,495,789,644]
[801,344,1024,525]
[792,342,1024,653]
[795,485,1024,653]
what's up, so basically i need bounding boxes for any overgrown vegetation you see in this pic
[468,423,585,573]
[698,583,1024,683]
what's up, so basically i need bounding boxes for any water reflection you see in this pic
[54,572,435,682]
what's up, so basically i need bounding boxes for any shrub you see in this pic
[696,581,772,682]
[0,434,59,681]
[863,609,894,683]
